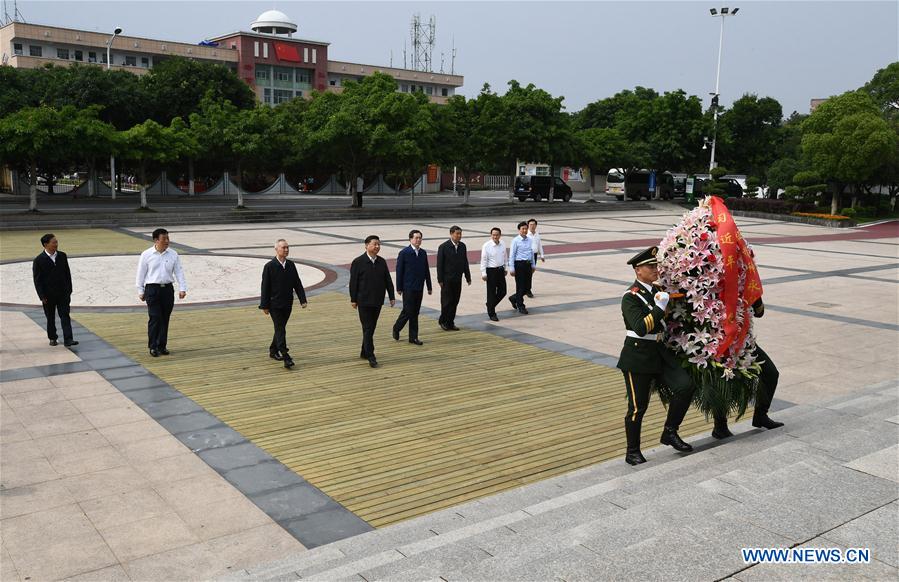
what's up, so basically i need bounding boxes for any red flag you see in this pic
[709,196,763,357]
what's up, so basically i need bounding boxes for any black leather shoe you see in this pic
[752,415,784,430]
[660,427,693,452]
[368,357,379,368]
[270,352,283,361]
[509,296,518,309]
[712,417,734,439]
[49,340,58,346]
[392,328,400,341]
[518,306,529,315]
[409,338,423,345]
[284,358,295,369]
[158,348,170,355]
[439,323,450,331]
[526,292,534,298]
[149,349,159,357]
[625,451,647,466]
[449,325,460,331]
[488,314,499,322]
[64,340,79,347]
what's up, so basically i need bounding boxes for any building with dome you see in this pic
[0,9,464,105]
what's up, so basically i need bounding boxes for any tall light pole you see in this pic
[707,7,738,172]
[106,27,121,199]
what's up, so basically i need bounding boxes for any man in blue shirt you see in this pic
[393,229,433,345]
[508,221,536,315]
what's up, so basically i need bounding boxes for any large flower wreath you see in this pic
[656,196,764,418]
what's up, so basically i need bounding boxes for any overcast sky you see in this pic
[12,1,899,116]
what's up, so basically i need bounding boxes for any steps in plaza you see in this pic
[222,379,899,581]
[0,201,653,229]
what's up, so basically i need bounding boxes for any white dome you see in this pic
[251,9,297,35]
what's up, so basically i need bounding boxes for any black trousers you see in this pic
[754,345,779,415]
[528,253,539,294]
[394,291,423,340]
[145,284,174,350]
[485,267,507,316]
[510,260,533,307]
[269,306,292,357]
[42,295,73,342]
[358,304,382,358]
[439,279,462,326]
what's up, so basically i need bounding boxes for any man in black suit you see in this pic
[436,225,471,331]
[392,229,432,345]
[259,239,308,369]
[349,235,396,368]
[32,233,78,347]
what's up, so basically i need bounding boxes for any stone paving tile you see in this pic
[20,412,95,438]
[0,478,76,520]
[62,563,132,582]
[0,376,55,395]
[46,444,129,477]
[822,501,899,568]
[133,451,219,483]
[176,495,274,541]
[101,512,199,562]
[97,418,174,447]
[0,455,59,489]
[60,464,149,502]
[844,445,899,483]
[0,419,31,444]
[0,503,118,581]
[83,404,153,429]
[33,428,111,457]
[118,434,192,463]
[79,487,173,531]
[1,543,20,582]
[154,473,246,514]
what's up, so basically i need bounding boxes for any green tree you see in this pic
[802,91,898,214]
[862,61,899,120]
[189,97,240,202]
[0,105,73,211]
[717,94,783,178]
[225,106,277,208]
[141,58,256,124]
[120,119,185,209]
[766,158,801,197]
[67,106,118,197]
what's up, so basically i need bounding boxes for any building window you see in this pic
[29,45,42,57]
[295,68,311,87]
[401,84,408,93]
[263,42,269,59]
[100,52,107,64]
[74,50,83,61]
[124,55,137,66]
[329,79,336,86]
[88,51,97,63]
[141,57,150,68]
[312,48,317,64]
[263,88,272,105]
[426,86,433,96]
[13,43,23,55]
[254,41,259,58]
[56,48,69,60]
[273,89,292,104]
[255,66,269,82]
[441,87,448,97]
[303,47,308,63]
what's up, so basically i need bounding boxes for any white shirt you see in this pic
[480,240,506,276]
[277,257,287,269]
[367,253,377,264]
[45,250,57,264]
[136,246,188,294]
[529,231,544,258]
[638,280,653,293]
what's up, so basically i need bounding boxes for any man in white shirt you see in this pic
[526,218,545,298]
[135,228,188,357]
[508,221,536,315]
[480,227,507,322]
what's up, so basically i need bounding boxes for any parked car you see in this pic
[693,177,744,198]
[514,175,573,202]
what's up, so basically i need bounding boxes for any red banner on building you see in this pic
[709,196,763,357]
[274,42,301,62]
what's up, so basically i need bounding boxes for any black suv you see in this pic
[514,176,573,202]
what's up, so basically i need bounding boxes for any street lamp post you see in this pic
[106,27,121,199]
[707,7,738,172]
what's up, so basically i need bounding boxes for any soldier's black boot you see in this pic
[752,413,784,430]
[712,414,734,439]
[624,420,647,465]
[660,426,693,452]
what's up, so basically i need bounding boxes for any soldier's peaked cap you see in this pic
[627,246,658,267]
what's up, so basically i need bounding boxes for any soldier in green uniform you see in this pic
[617,246,695,465]
[711,297,785,439]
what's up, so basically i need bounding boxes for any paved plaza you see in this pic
[1,203,897,580]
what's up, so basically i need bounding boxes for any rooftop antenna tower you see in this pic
[3,0,26,25]
[410,13,436,72]
[450,36,456,75]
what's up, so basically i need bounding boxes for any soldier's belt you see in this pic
[626,330,661,341]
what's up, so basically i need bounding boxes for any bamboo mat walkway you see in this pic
[75,292,716,528]
[0,228,150,261]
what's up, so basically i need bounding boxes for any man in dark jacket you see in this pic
[259,239,307,369]
[617,246,695,466]
[32,233,78,347]
[350,235,396,368]
[393,229,432,345]
[436,225,471,331]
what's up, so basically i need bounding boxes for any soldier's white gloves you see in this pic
[654,291,670,310]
